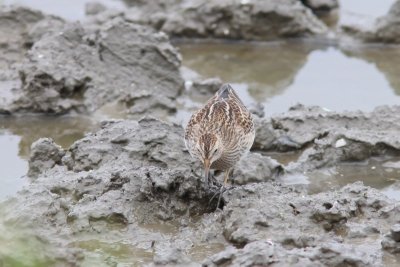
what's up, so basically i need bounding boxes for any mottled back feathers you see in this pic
[185,84,253,137]
[184,84,255,171]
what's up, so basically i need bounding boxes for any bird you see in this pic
[184,84,255,199]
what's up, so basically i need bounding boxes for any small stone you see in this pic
[28,138,65,177]
[184,80,193,90]
[335,138,347,148]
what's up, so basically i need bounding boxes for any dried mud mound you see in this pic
[341,0,400,44]
[91,0,328,41]
[0,7,183,115]
[254,105,400,171]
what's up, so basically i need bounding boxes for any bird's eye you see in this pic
[214,148,218,153]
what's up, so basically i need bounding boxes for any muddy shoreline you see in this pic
[2,109,400,266]
[1,1,400,266]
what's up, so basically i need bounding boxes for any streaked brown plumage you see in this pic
[184,84,255,188]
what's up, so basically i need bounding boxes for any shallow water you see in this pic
[179,42,400,115]
[0,133,27,200]
[280,157,400,200]
[0,115,96,200]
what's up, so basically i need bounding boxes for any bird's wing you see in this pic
[217,84,254,135]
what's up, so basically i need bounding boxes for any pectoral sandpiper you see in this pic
[184,84,255,206]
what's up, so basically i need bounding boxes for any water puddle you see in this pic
[179,42,400,115]
[67,213,226,265]
[179,41,315,113]
[189,243,225,262]
[75,240,153,267]
[0,133,27,200]
[262,151,303,166]
[281,158,400,200]
[0,115,97,200]
[1,115,97,157]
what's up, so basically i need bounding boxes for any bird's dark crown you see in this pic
[199,133,217,158]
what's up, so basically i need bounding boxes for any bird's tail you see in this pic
[216,84,245,107]
[217,84,234,100]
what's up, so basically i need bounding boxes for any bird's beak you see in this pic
[204,158,210,184]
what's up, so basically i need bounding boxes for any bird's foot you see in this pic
[208,185,233,211]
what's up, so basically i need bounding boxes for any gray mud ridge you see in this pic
[0,6,64,109]
[0,2,329,116]
[0,6,61,75]
[254,105,400,172]
[2,111,400,266]
[0,6,183,115]
[341,0,400,44]
[90,0,328,41]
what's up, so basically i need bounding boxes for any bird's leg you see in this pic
[209,168,231,210]
[208,170,216,188]
[204,169,209,190]
[216,168,231,209]
[223,168,231,186]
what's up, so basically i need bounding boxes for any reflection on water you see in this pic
[0,115,96,200]
[76,240,153,267]
[180,42,400,115]
[281,158,400,200]
[266,47,400,114]
[0,133,27,200]
[1,115,97,158]
[344,47,400,96]
[179,42,314,103]
[189,243,226,262]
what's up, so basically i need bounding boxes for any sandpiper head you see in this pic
[195,133,223,181]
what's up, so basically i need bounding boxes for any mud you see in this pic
[253,105,400,172]
[341,0,400,44]
[90,0,328,41]
[0,6,47,73]
[0,6,59,111]
[0,6,183,115]
[0,109,399,265]
[0,2,330,113]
